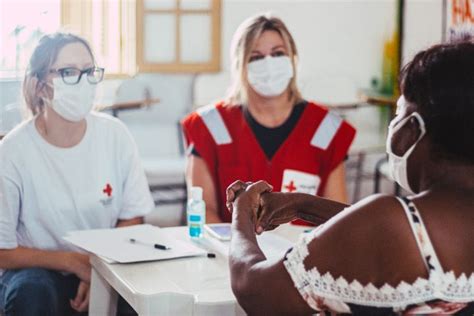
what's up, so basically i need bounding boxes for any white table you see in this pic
[89,224,307,316]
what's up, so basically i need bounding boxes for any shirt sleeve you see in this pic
[0,173,20,249]
[118,127,155,220]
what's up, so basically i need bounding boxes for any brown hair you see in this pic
[226,13,302,105]
[22,32,95,116]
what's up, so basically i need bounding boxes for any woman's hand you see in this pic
[67,253,91,311]
[231,181,273,231]
[70,280,90,312]
[67,252,91,283]
[256,192,298,234]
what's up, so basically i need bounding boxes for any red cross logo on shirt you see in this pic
[284,180,297,192]
[102,183,113,197]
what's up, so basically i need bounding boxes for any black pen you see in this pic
[129,238,171,250]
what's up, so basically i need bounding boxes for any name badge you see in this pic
[281,169,320,195]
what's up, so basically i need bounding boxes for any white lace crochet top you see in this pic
[283,197,474,314]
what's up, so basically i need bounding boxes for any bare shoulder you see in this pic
[303,194,427,287]
[309,193,404,240]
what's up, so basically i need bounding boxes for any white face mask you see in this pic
[386,111,426,194]
[247,55,294,97]
[49,76,97,122]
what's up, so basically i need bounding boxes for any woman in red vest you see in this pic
[182,13,356,223]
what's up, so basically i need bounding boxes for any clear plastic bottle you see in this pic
[187,186,206,238]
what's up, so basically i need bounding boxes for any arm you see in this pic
[185,155,222,223]
[258,192,348,232]
[0,174,91,282]
[116,217,143,227]
[322,162,348,203]
[226,181,348,232]
[1,248,91,312]
[257,162,349,228]
[229,182,313,315]
[0,247,91,282]
[295,193,348,223]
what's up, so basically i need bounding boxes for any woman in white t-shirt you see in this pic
[0,33,154,315]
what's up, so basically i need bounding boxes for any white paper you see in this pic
[203,230,293,259]
[64,224,206,263]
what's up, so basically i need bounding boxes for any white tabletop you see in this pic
[89,224,307,316]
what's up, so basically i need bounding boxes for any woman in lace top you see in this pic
[227,41,474,315]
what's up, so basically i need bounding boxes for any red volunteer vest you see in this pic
[182,101,356,223]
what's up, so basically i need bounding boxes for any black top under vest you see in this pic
[192,101,307,160]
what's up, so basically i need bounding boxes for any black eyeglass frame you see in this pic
[49,67,105,85]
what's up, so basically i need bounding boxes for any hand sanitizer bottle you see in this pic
[187,186,206,238]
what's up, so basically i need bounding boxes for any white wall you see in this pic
[214,0,397,104]
[199,0,444,103]
[403,0,443,65]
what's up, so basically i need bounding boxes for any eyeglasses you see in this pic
[49,67,105,85]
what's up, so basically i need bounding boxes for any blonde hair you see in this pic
[226,13,302,105]
[22,32,95,116]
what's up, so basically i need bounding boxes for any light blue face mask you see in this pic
[386,111,426,194]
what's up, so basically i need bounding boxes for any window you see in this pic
[137,0,221,72]
[61,0,136,77]
[1,0,221,79]
[0,0,60,78]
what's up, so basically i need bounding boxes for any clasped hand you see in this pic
[226,180,297,234]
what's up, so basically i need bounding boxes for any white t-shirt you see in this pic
[0,112,154,276]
